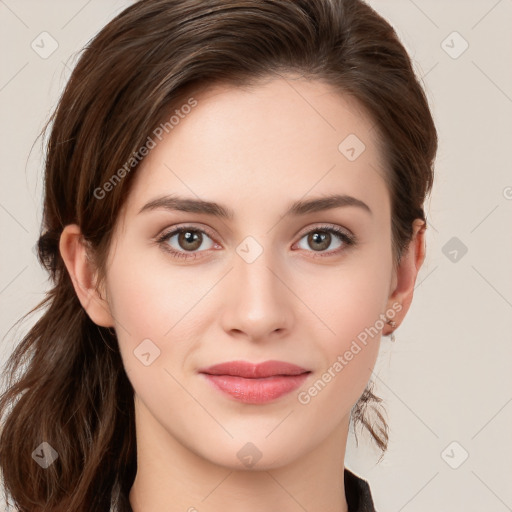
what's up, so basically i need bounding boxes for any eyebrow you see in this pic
[138,193,372,218]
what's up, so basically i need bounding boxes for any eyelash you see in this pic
[155,224,356,261]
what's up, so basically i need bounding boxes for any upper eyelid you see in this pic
[160,223,218,242]
[296,223,352,238]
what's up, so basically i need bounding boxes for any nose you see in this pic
[219,244,294,342]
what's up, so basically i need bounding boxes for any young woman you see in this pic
[0,0,437,510]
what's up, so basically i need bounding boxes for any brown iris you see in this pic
[308,231,331,251]
[178,230,203,251]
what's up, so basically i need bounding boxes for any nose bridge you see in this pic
[220,235,293,338]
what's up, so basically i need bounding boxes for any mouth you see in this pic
[198,360,311,404]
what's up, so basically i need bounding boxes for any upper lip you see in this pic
[198,360,310,378]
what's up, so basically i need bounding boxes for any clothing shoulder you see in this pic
[344,467,377,512]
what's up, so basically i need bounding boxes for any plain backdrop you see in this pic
[1,1,511,511]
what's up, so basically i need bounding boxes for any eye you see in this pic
[156,224,356,261]
[156,226,219,260]
[294,225,355,257]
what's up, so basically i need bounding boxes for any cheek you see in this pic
[105,247,202,338]
[103,246,231,395]
[293,265,388,426]
[294,250,391,391]
[297,254,391,344]
[104,257,198,412]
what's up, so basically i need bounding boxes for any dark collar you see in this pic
[118,468,377,511]
[344,467,377,512]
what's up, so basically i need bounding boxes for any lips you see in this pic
[198,360,311,404]
[198,360,309,378]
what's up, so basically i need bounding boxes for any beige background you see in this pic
[1,1,511,510]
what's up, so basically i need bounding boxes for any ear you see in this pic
[59,224,115,327]
[383,218,427,335]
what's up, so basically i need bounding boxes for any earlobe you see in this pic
[384,219,427,334]
[59,224,114,327]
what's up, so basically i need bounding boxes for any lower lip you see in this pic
[201,373,310,404]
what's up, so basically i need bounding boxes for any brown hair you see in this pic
[0,0,437,510]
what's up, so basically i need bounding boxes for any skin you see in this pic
[60,75,426,512]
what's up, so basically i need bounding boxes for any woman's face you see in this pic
[103,76,399,469]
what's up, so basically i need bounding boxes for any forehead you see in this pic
[124,76,390,220]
